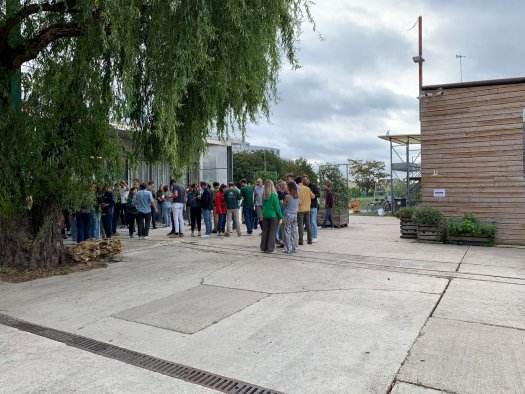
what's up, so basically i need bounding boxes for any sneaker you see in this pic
[113,232,120,236]
[201,234,210,238]
[167,231,175,236]
[307,241,313,245]
[130,235,135,239]
[312,238,318,243]
[168,233,178,238]
[138,236,144,240]
[277,244,284,248]
[198,231,202,237]
[143,236,150,240]
[179,233,184,237]
[191,232,195,237]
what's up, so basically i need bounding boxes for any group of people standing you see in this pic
[65,174,336,250]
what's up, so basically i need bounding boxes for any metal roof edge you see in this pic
[422,76,525,91]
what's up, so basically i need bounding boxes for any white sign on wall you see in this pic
[433,189,446,198]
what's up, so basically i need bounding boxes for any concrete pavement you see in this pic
[1,215,524,393]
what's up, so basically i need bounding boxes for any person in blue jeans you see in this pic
[200,181,213,237]
[303,175,320,242]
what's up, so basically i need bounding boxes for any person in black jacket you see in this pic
[200,181,214,237]
[303,175,320,243]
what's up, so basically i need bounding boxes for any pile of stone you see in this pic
[67,238,123,263]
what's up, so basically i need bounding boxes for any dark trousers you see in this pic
[128,212,137,236]
[322,208,334,228]
[190,207,202,232]
[297,211,312,243]
[243,206,254,234]
[137,211,152,237]
[76,211,91,242]
[260,217,279,252]
[252,209,258,229]
[114,202,127,228]
[112,202,120,233]
[63,210,71,232]
[151,209,156,228]
[218,214,226,233]
[101,207,114,238]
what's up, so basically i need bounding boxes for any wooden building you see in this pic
[420,77,525,245]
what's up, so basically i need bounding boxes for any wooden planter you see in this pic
[417,224,441,243]
[317,208,349,228]
[448,235,492,246]
[400,217,417,239]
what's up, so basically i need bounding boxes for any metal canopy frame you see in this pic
[378,134,422,210]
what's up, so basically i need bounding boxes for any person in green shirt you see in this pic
[240,179,255,235]
[260,179,283,253]
[224,182,241,237]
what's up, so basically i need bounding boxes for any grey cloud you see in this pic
[246,0,525,167]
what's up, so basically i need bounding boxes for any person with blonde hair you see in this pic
[283,181,300,253]
[260,180,283,253]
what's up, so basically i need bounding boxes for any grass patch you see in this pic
[0,261,107,283]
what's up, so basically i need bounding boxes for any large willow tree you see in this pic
[0,0,313,270]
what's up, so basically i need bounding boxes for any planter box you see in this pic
[317,208,349,228]
[448,235,491,246]
[417,224,441,243]
[400,218,417,239]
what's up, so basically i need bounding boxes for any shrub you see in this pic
[447,213,496,244]
[394,207,415,219]
[411,207,443,226]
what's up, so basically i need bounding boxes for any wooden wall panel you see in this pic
[421,81,525,245]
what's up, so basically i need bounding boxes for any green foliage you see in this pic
[411,206,443,226]
[349,160,388,194]
[253,170,278,185]
[318,164,351,209]
[233,151,316,183]
[394,207,415,219]
[392,179,421,201]
[285,157,317,183]
[447,214,496,244]
[1,0,312,217]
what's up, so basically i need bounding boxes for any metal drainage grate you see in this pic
[0,313,284,394]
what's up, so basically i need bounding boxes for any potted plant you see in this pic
[394,207,416,239]
[317,164,351,227]
[412,206,444,242]
[447,214,496,246]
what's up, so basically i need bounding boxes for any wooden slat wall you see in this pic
[420,82,525,244]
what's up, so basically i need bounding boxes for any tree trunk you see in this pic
[0,203,65,271]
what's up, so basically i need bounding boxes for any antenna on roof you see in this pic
[456,54,466,82]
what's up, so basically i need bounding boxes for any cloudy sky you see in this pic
[243,0,525,167]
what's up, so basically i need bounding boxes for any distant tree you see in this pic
[348,160,388,194]
[318,164,351,209]
[233,150,284,183]
[285,157,317,184]
[233,151,316,183]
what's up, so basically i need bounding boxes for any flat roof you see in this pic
[378,134,421,145]
[422,76,525,91]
